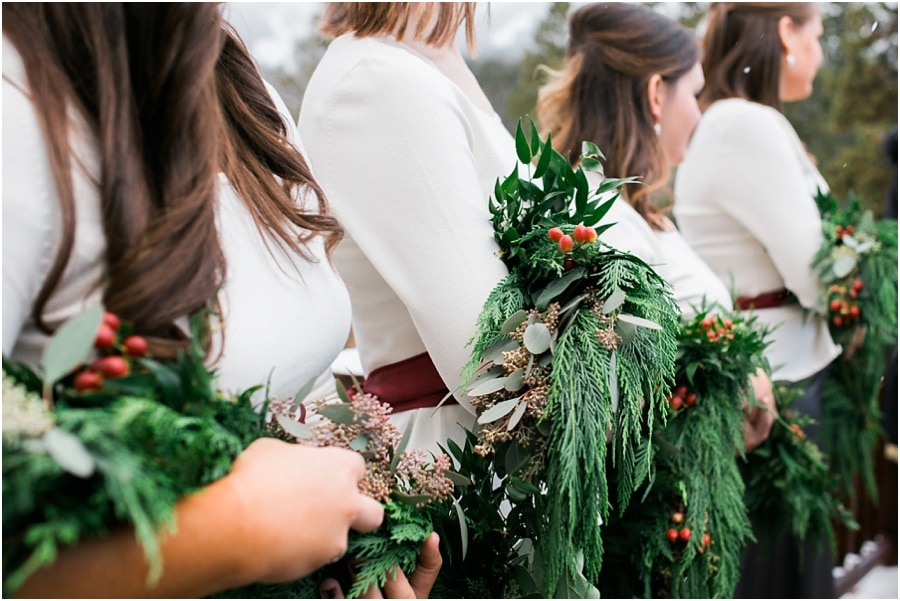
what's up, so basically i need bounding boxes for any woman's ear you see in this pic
[777,14,795,54]
[647,73,665,123]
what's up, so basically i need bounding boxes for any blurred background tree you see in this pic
[260,2,897,217]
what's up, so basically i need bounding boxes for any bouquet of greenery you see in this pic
[449,121,680,598]
[3,308,460,599]
[811,188,898,498]
[599,306,764,599]
[740,384,858,551]
[2,307,262,596]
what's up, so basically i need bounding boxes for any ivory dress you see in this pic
[298,34,518,454]
[2,38,350,404]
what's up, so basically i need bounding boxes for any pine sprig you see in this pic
[812,188,898,498]
[457,119,680,597]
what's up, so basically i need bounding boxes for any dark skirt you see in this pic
[734,367,835,599]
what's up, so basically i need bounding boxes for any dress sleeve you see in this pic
[2,72,60,356]
[307,54,509,395]
[695,106,824,309]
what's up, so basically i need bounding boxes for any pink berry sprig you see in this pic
[548,224,598,254]
[827,279,863,328]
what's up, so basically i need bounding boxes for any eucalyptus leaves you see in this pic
[459,120,680,597]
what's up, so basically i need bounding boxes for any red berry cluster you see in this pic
[697,315,734,343]
[664,511,711,551]
[73,312,148,392]
[835,224,856,239]
[548,224,598,253]
[667,384,698,412]
[789,423,806,441]
[828,279,863,328]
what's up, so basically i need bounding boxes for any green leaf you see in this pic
[832,254,857,278]
[349,434,369,452]
[515,120,531,164]
[469,375,509,396]
[500,310,529,335]
[483,337,520,364]
[618,313,662,330]
[533,132,554,179]
[533,267,585,310]
[445,470,472,486]
[390,423,414,472]
[508,400,528,431]
[41,306,103,386]
[477,398,520,424]
[275,413,313,440]
[505,368,526,392]
[614,319,637,346]
[318,403,356,425]
[608,351,619,413]
[601,288,626,314]
[523,323,552,354]
[394,492,434,506]
[43,427,95,478]
[453,497,469,560]
[292,376,318,407]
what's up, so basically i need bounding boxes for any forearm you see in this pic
[16,477,253,599]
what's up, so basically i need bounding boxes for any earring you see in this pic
[654,122,662,137]
[786,53,797,67]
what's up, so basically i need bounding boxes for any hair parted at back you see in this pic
[320,2,476,54]
[699,2,818,111]
[2,3,342,359]
[535,2,698,222]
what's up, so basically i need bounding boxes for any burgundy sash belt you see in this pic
[735,288,795,311]
[358,352,458,413]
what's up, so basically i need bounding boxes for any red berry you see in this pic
[573,224,588,244]
[93,356,130,378]
[675,385,688,398]
[850,289,859,299]
[94,324,116,350]
[852,279,864,291]
[672,511,685,524]
[835,225,844,237]
[679,527,692,541]
[102,312,121,331]
[558,235,574,253]
[830,299,842,313]
[833,316,844,328]
[702,533,711,547]
[74,370,103,392]
[846,225,855,235]
[723,318,733,329]
[666,528,679,543]
[849,306,860,318]
[585,226,598,243]
[701,316,714,329]
[123,335,148,357]
[563,258,576,271]
[685,392,697,407]
[670,396,683,410]
[548,227,564,242]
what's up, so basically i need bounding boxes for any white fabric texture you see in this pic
[592,173,733,319]
[673,97,840,382]
[298,34,518,454]
[2,38,350,404]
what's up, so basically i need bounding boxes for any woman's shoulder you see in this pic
[317,34,452,88]
[701,98,792,139]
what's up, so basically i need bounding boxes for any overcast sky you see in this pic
[225,2,570,71]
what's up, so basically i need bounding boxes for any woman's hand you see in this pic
[742,368,778,453]
[226,438,385,585]
[318,532,443,599]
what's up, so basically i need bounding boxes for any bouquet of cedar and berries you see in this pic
[599,306,763,599]
[2,308,461,599]
[433,121,681,598]
[811,188,898,499]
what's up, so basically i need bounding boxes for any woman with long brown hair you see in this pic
[536,2,776,453]
[0,3,427,597]
[673,3,839,597]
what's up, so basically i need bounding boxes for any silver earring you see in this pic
[786,53,796,67]
[654,122,662,137]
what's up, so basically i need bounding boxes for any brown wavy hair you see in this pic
[535,2,698,222]
[699,3,818,111]
[2,3,342,358]
[320,2,476,54]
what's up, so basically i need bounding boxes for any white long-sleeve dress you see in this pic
[674,98,840,382]
[298,34,518,453]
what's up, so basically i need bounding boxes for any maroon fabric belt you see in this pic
[735,288,795,311]
[357,352,458,413]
